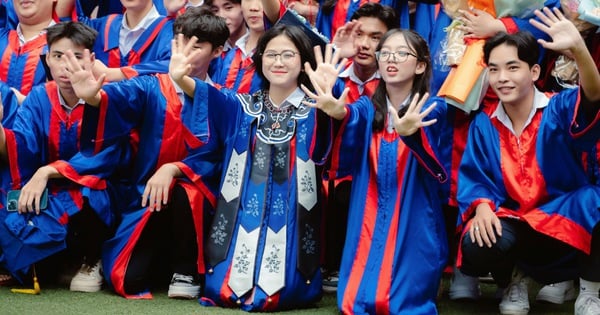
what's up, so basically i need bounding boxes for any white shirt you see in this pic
[386,94,411,134]
[339,63,380,95]
[17,20,56,46]
[490,88,549,136]
[57,86,85,114]
[270,87,305,109]
[119,5,161,55]
[171,75,215,105]
[234,31,254,58]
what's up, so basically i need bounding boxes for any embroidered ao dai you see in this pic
[179,81,331,311]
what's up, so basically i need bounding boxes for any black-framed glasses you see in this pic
[375,50,417,62]
[262,50,299,63]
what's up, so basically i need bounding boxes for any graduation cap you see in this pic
[275,9,329,52]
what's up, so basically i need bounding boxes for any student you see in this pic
[0,0,55,96]
[0,21,127,293]
[211,0,266,94]
[318,2,399,293]
[457,8,600,315]
[163,24,330,310]
[72,0,174,81]
[304,29,448,314]
[205,0,246,52]
[64,7,229,299]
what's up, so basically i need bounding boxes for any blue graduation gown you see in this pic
[0,81,127,279]
[80,74,213,298]
[179,81,332,311]
[329,96,448,315]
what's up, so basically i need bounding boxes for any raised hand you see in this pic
[332,20,361,59]
[304,44,347,95]
[301,44,348,120]
[64,49,104,105]
[163,0,187,15]
[169,34,201,82]
[388,93,437,136]
[458,8,505,39]
[530,7,585,56]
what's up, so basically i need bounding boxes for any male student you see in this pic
[64,7,229,299]
[457,8,600,315]
[0,21,128,293]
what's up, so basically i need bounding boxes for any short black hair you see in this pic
[483,31,539,68]
[350,3,399,31]
[203,0,241,8]
[46,22,97,50]
[173,6,230,49]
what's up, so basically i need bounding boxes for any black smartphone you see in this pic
[6,189,48,212]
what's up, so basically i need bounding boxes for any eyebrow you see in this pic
[488,60,520,67]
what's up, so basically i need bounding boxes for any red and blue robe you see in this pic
[315,0,438,41]
[457,88,600,269]
[76,4,173,79]
[80,74,215,299]
[212,44,262,94]
[0,0,17,29]
[0,81,128,280]
[330,96,448,315]
[177,82,332,311]
[0,28,48,95]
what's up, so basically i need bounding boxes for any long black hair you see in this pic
[371,29,431,132]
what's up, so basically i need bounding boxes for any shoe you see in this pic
[536,280,577,304]
[575,294,600,315]
[168,273,200,299]
[322,270,339,294]
[449,268,481,300]
[499,271,529,315]
[70,260,103,293]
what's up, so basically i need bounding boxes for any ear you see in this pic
[531,64,540,81]
[212,45,224,59]
[415,60,426,75]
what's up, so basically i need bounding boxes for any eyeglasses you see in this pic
[262,50,299,63]
[375,50,417,63]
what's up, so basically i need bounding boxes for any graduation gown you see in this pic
[177,82,331,311]
[0,81,126,279]
[80,74,215,298]
[330,96,448,315]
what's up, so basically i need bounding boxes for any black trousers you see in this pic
[461,218,600,287]
[123,184,198,295]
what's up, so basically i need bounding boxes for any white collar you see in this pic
[490,87,549,136]
[121,5,161,32]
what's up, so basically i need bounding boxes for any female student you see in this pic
[304,29,449,314]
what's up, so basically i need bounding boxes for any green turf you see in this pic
[0,276,575,314]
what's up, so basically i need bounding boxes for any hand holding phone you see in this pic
[6,189,48,214]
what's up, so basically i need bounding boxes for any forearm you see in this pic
[0,127,6,162]
[261,0,281,24]
[37,165,64,180]
[573,42,600,102]
[174,75,196,97]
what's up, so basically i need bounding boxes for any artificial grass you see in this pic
[1,276,575,314]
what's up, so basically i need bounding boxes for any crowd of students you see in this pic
[0,0,598,314]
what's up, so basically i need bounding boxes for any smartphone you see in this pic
[6,189,48,212]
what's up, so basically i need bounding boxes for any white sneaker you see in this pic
[168,273,201,299]
[69,260,103,293]
[499,271,529,315]
[322,270,339,294]
[575,294,600,315]
[449,268,481,300]
[536,280,577,304]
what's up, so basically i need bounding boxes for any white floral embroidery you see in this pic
[300,170,315,194]
[302,224,316,255]
[272,193,285,216]
[264,244,282,273]
[211,214,228,245]
[245,193,260,217]
[274,148,286,169]
[253,145,267,170]
[298,124,307,144]
[226,163,240,188]
[233,243,251,274]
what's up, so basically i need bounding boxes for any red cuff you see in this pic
[48,160,107,190]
